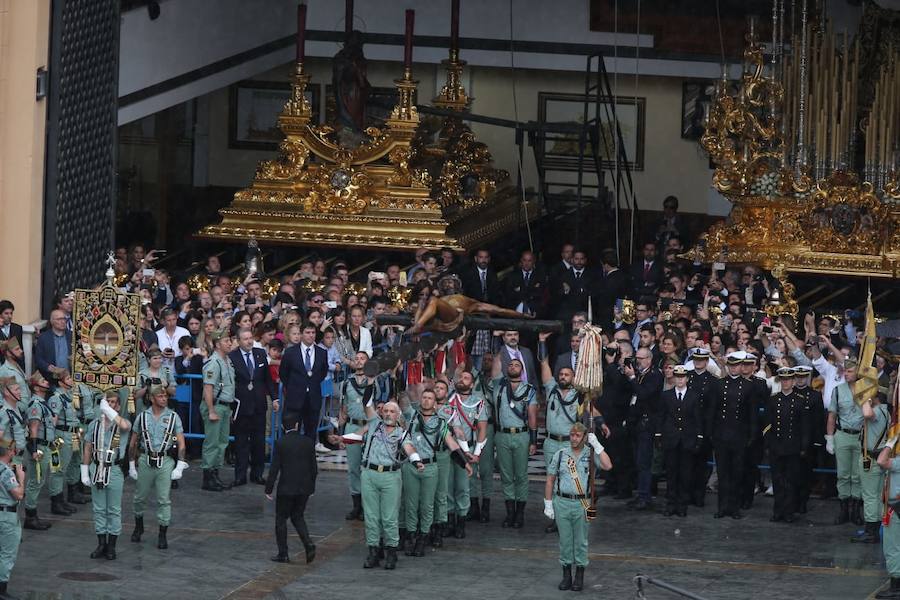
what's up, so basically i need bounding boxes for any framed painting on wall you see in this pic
[537,92,645,172]
[228,80,320,150]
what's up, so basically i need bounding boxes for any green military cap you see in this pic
[148,384,167,397]
[209,329,230,343]
[0,437,15,449]
[0,376,16,393]
[0,338,20,353]
[842,357,859,370]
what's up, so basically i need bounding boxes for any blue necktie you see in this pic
[304,347,312,372]
[245,352,253,373]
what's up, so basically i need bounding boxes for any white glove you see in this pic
[587,432,604,455]
[80,464,91,487]
[409,452,422,463]
[99,398,119,422]
[543,498,555,520]
[474,439,486,457]
[825,434,835,455]
[458,440,471,454]
[129,460,138,480]
[171,460,189,481]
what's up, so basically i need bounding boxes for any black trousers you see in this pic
[665,444,696,511]
[275,494,312,554]
[605,425,634,494]
[691,441,713,504]
[796,446,816,507]
[771,453,802,518]
[234,412,266,480]
[285,402,320,441]
[714,445,746,515]
[740,436,764,507]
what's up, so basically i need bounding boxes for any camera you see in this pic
[623,357,635,369]
[603,346,618,356]
[762,325,774,333]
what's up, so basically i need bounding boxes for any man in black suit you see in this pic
[656,366,704,516]
[458,248,501,369]
[265,415,317,564]
[554,332,580,376]
[553,249,596,322]
[231,328,277,485]
[624,346,663,511]
[279,322,329,440]
[503,250,547,317]
[628,242,664,298]
[497,331,539,389]
[547,242,574,289]
[593,249,630,332]
[0,301,24,369]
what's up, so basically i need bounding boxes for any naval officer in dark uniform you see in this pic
[764,368,810,523]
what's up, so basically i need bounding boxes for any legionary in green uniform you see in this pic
[66,380,102,506]
[468,356,496,524]
[44,370,82,517]
[24,371,55,531]
[80,390,132,560]
[430,379,453,543]
[544,422,612,592]
[136,348,177,409]
[0,378,27,468]
[538,331,586,534]
[491,351,538,529]
[825,358,864,526]
[876,445,900,599]
[0,437,25,600]
[359,391,418,571]
[339,351,372,521]
[444,369,486,540]
[0,339,30,414]
[852,389,890,544]
[127,385,188,551]
[402,387,472,557]
[201,330,235,492]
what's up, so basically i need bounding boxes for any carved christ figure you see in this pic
[406,275,530,335]
[332,30,370,133]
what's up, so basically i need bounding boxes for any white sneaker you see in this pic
[765,485,774,496]
[315,443,332,454]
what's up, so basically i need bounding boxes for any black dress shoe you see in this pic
[770,515,784,523]
[271,554,290,563]
[713,511,726,519]
[731,511,743,520]
[232,478,248,487]
[662,509,675,517]
[251,477,266,485]
[677,510,687,517]
[784,514,796,523]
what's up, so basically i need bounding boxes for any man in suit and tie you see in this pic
[554,332,580,376]
[498,331,539,390]
[629,242,664,298]
[230,328,277,486]
[548,242,574,289]
[593,249,630,332]
[459,248,501,369]
[35,310,72,382]
[265,415,317,564]
[279,322,328,440]
[656,365,703,516]
[503,251,547,318]
[553,250,596,322]
[0,301,24,369]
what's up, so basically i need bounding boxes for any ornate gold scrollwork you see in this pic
[803,171,886,255]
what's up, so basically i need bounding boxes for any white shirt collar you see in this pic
[675,386,687,395]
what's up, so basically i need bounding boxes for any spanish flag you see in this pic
[853,292,879,406]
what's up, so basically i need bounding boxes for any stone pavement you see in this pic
[6,468,890,599]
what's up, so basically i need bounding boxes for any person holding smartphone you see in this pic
[155,308,189,372]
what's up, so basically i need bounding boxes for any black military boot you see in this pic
[51,494,74,516]
[480,498,491,523]
[212,469,232,490]
[558,565,572,590]
[514,501,525,529]
[545,520,558,534]
[403,531,415,557]
[413,533,426,557]
[502,500,515,528]
[363,546,380,568]
[454,516,466,539]
[572,566,585,591]
[383,546,398,570]
[201,470,223,492]
[467,499,480,521]
[105,534,118,560]
[876,578,900,599]
[834,498,850,525]
[90,534,107,559]
[852,521,880,544]
[130,516,144,542]
[852,498,865,526]
[157,525,168,550]
[345,494,362,520]
[445,514,456,538]
[24,508,51,530]
[67,483,90,504]
[430,524,443,548]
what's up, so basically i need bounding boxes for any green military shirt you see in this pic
[133,407,183,453]
[491,376,537,430]
[203,353,235,404]
[75,383,101,424]
[405,412,447,461]
[48,390,79,440]
[863,403,890,452]
[362,414,405,467]
[341,377,370,425]
[86,417,129,463]
[447,392,486,443]
[473,372,494,422]
[26,398,55,443]
[544,379,582,437]
[0,362,30,414]
[139,366,175,390]
[548,445,597,497]
[0,402,26,449]
[0,462,18,507]
[828,382,864,432]
[887,457,900,502]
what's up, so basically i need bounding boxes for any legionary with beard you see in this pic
[401,388,472,558]
[543,422,612,592]
[445,369,487,539]
[538,331,587,533]
[338,351,374,522]
[491,351,538,529]
[430,379,453,543]
[468,352,496,523]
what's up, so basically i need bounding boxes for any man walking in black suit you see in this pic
[230,328,277,486]
[279,323,328,440]
[554,250,595,322]
[657,366,704,517]
[266,415,317,564]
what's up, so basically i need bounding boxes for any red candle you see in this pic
[296,3,307,63]
[404,9,415,70]
[451,0,459,52]
[345,0,354,36]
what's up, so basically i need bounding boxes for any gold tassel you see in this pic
[71,384,81,411]
[127,387,135,415]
